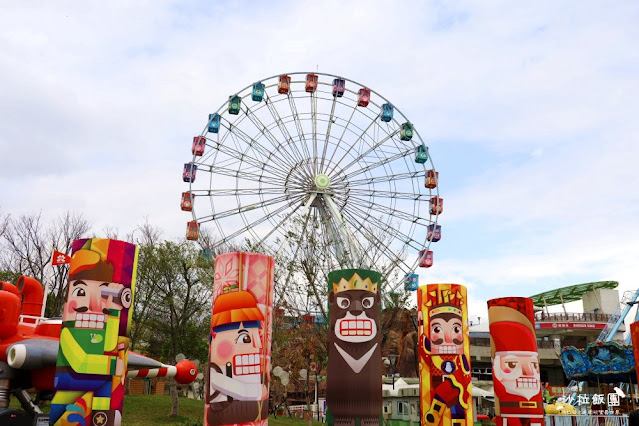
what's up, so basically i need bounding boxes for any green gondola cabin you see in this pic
[228,95,241,115]
[400,122,414,141]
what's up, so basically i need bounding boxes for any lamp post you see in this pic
[388,354,398,390]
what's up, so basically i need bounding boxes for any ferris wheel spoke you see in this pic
[330,131,401,179]
[199,164,287,185]
[252,195,315,252]
[325,107,376,177]
[263,92,310,172]
[287,94,314,168]
[334,148,413,183]
[339,201,424,252]
[333,192,432,226]
[331,171,422,189]
[311,92,319,176]
[208,194,306,249]
[191,187,297,197]
[337,205,415,273]
[198,193,296,222]
[242,105,301,169]
[344,189,430,201]
[319,95,339,173]
[226,130,291,180]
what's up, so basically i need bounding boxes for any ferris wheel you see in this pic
[181,72,442,304]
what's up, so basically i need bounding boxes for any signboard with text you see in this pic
[536,322,606,330]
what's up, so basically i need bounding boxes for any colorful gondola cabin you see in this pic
[400,122,414,141]
[192,136,206,156]
[332,78,345,97]
[252,82,265,102]
[427,224,441,242]
[183,163,197,182]
[415,145,428,163]
[429,197,443,215]
[306,73,318,93]
[357,88,371,107]
[181,191,193,212]
[228,95,241,115]
[186,221,199,241]
[381,103,394,122]
[278,75,291,94]
[208,113,221,133]
[404,273,419,291]
[418,249,434,268]
[425,170,438,189]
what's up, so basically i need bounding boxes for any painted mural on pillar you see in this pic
[204,252,274,426]
[326,269,382,426]
[50,238,139,426]
[417,283,473,426]
[487,297,544,426]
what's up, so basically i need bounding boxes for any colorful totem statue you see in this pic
[326,269,382,426]
[205,252,274,426]
[417,284,472,426]
[50,238,138,426]
[631,322,639,385]
[488,297,544,426]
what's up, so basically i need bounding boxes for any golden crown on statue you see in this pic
[332,273,378,294]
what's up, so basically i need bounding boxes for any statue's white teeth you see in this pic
[339,319,372,336]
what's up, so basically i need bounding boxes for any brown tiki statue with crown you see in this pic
[326,269,382,426]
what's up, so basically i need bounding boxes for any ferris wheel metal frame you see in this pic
[183,71,441,307]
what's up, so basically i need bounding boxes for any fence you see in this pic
[545,415,628,426]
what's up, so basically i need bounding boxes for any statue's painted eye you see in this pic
[336,297,350,309]
[72,287,86,297]
[362,297,374,308]
[236,332,252,344]
[507,361,518,369]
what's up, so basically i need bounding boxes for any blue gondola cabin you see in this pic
[208,113,221,133]
[404,273,419,291]
[278,75,291,94]
[183,163,197,182]
[181,191,193,212]
[192,136,206,156]
[357,88,371,107]
[419,250,433,268]
[186,221,199,241]
[427,224,441,242]
[306,73,318,93]
[415,145,428,163]
[425,170,438,189]
[252,82,265,102]
[400,122,414,141]
[381,103,394,122]
[228,95,241,115]
[429,197,443,215]
[332,78,345,97]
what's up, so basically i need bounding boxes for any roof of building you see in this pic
[529,281,618,306]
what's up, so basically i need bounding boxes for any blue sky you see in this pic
[1,1,638,320]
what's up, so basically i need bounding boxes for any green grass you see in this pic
[11,394,323,426]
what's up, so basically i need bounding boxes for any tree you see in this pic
[134,239,213,417]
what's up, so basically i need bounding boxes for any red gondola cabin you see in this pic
[278,75,291,94]
[425,170,438,189]
[305,74,318,93]
[186,221,199,241]
[357,88,371,107]
[192,136,206,156]
[181,191,193,212]
[419,249,434,268]
[429,197,443,215]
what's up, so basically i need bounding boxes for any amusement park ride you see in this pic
[0,275,197,424]
[180,72,443,310]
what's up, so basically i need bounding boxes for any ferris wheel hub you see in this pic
[314,174,331,189]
